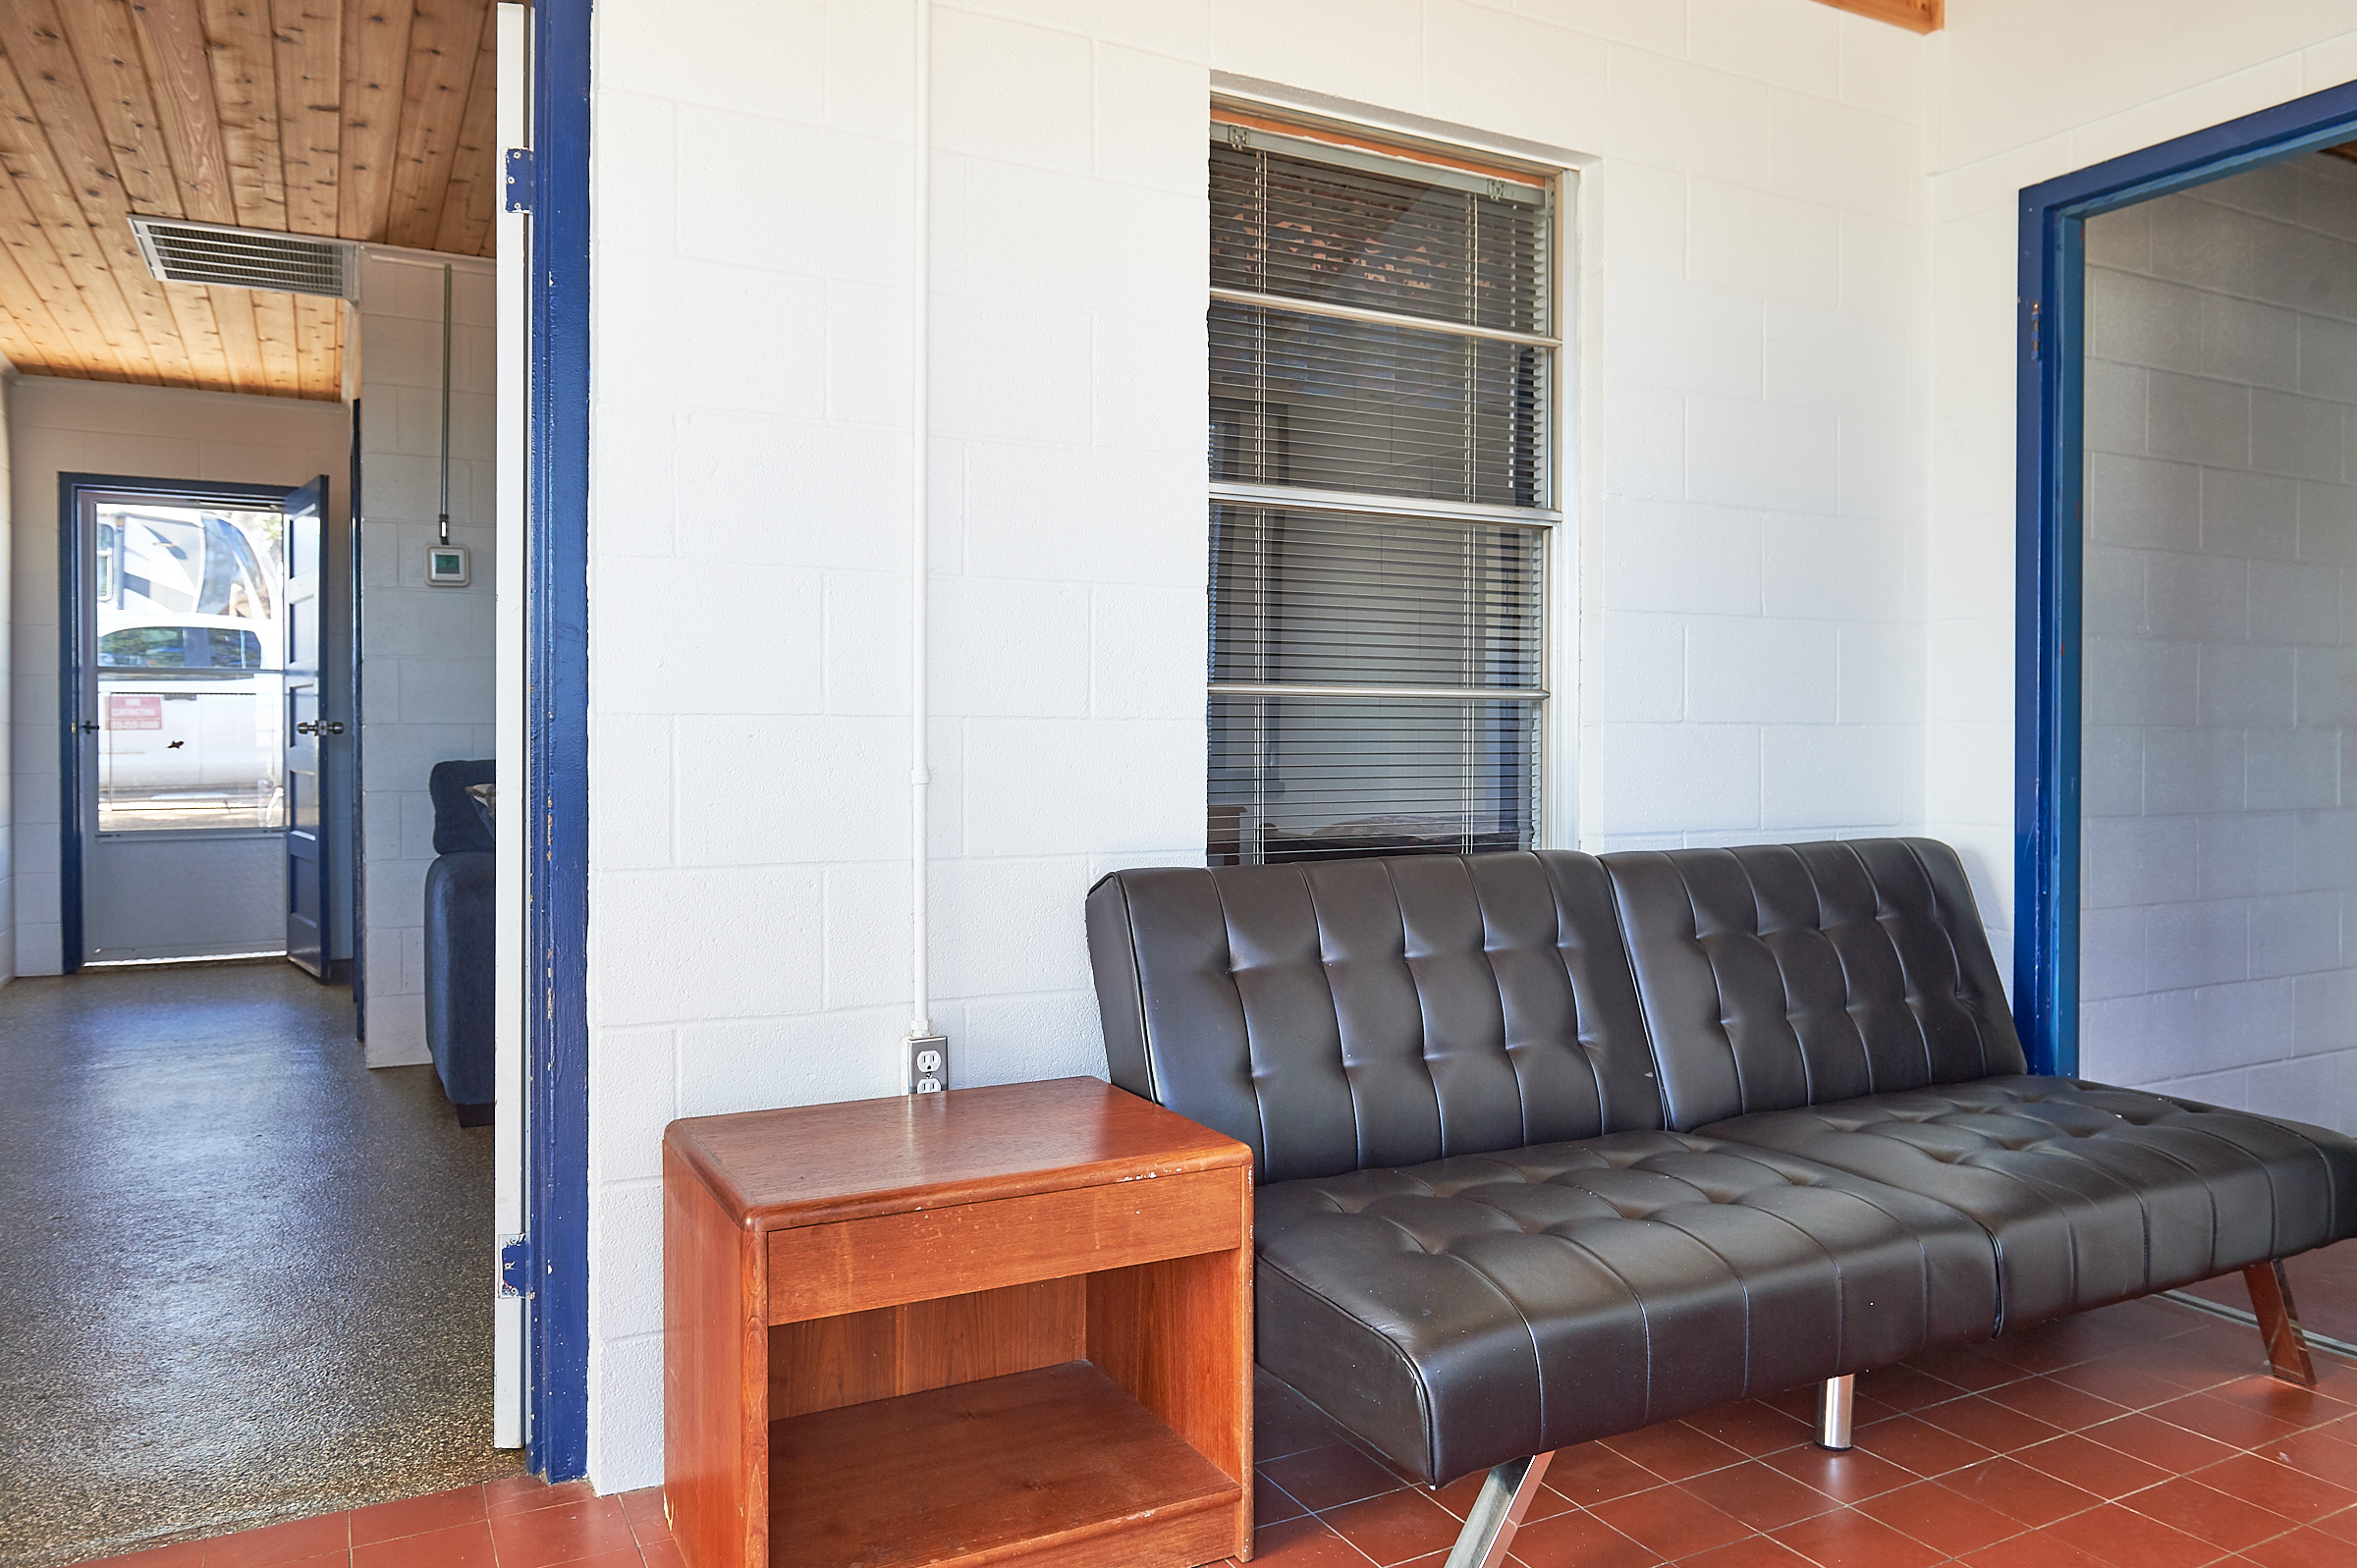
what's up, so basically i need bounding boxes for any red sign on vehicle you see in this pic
[108,694,163,730]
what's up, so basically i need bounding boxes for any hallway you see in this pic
[0,963,520,1567]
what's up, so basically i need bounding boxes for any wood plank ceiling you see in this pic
[0,0,496,402]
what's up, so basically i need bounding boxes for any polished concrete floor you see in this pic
[0,962,521,1567]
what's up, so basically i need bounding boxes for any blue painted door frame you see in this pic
[2014,81,2357,1076]
[56,473,301,972]
[525,0,592,1482]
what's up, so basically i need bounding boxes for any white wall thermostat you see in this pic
[427,544,471,587]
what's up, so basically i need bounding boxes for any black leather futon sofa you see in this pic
[424,758,495,1125]
[1086,838,2357,1565]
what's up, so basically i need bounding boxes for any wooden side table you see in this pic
[662,1076,1255,1568]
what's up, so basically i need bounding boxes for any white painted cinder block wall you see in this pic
[355,252,498,1066]
[5,378,352,978]
[582,0,1936,1488]
[577,0,2357,1493]
[2077,158,2357,1135]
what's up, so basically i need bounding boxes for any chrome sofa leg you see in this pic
[1442,1450,1555,1568]
[1815,1374,1855,1451]
[2244,1259,2319,1387]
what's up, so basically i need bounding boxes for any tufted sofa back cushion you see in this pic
[1086,851,1666,1183]
[1602,838,2025,1131]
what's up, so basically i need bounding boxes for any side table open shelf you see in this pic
[663,1077,1256,1568]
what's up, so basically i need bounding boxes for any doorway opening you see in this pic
[2018,81,2357,1075]
[62,476,337,970]
[2017,87,2357,1148]
[22,414,517,1559]
[0,0,568,1552]
[2075,153,2357,1128]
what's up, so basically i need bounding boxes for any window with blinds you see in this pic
[1206,115,1555,867]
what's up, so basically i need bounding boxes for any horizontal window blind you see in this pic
[1210,505,1542,689]
[1211,141,1548,335]
[1209,302,1546,508]
[1209,696,1540,864]
[1207,118,1553,868]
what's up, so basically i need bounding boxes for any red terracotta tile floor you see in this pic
[70,1293,2357,1568]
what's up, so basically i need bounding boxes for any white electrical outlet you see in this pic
[906,1034,950,1095]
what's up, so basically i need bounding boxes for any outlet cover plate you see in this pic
[905,1034,949,1095]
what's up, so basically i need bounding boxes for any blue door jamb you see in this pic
[2015,80,2357,1077]
[525,0,592,1482]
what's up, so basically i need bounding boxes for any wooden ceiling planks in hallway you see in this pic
[0,0,496,401]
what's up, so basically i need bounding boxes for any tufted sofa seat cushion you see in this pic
[1255,1130,2000,1487]
[1697,1076,2357,1329]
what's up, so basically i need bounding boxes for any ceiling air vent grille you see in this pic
[129,217,351,298]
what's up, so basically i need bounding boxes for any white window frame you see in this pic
[1205,98,1574,860]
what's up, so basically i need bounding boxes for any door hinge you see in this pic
[2030,299,2043,360]
[500,1234,534,1298]
[504,148,534,213]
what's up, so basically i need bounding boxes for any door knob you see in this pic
[296,720,345,735]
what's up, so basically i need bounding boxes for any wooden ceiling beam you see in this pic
[337,0,411,242]
[113,264,199,385]
[161,275,236,389]
[249,282,300,394]
[0,17,164,382]
[291,288,339,396]
[0,212,91,374]
[201,0,289,233]
[0,0,143,216]
[1808,0,1942,31]
[431,0,492,257]
[51,0,179,214]
[5,0,209,387]
[0,171,119,375]
[6,0,224,389]
[0,240,71,367]
[0,0,493,396]
[129,0,237,225]
[205,277,266,392]
[270,0,340,236]
[381,0,480,250]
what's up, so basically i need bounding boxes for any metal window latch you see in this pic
[504,148,534,212]
[295,720,345,735]
[500,1235,533,1298]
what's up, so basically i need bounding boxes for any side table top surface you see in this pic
[663,1075,1251,1230]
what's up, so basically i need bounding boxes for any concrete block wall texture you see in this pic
[581,0,1938,1489]
[2077,157,2357,1136]
[577,0,2357,1492]
[5,378,352,980]
[354,252,497,1068]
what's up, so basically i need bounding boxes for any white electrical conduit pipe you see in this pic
[907,0,933,1046]
[439,263,453,546]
